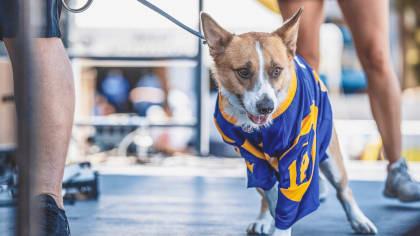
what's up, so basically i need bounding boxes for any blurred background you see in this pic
[0,0,419,180]
[1,0,420,234]
[1,0,420,174]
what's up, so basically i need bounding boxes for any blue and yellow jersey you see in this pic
[214,55,333,229]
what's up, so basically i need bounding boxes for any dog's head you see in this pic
[201,9,302,130]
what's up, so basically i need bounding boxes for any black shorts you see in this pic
[0,0,63,40]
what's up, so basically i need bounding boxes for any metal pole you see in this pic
[14,0,42,235]
[195,0,209,156]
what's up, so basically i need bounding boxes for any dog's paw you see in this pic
[271,228,291,236]
[246,213,273,235]
[338,191,378,235]
[349,214,377,235]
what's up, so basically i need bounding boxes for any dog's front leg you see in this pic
[322,126,377,234]
[264,183,292,236]
[247,188,273,235]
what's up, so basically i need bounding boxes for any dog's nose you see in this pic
[256,96,274,115]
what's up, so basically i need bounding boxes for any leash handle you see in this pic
[136,0,206,44]
[62,0,94,13]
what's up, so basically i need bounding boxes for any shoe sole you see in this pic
[383,189,420,202]
[383,189,397,199]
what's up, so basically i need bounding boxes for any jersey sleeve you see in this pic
[213,117,236,145]
[239,146,278,190]
[214,116,277,190]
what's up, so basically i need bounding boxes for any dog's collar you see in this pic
[218,93,238,124]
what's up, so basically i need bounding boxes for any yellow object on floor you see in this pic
[361,137,383,161]
[361,137,420,162]
[257,0,280,14]
[403,148,420,162]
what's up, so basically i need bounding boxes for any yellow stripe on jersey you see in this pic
[279,102,318,161]
[246,161,254,173]
[241,140,266,160]
[272,70,298,119]
[242,140,279,171]
[213,118,235,144]
[319,80,328,92]
[218,93,238,124]
[312,70,328,92]
[313,70,320,83]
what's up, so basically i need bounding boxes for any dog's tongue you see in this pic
[248,114,269,125]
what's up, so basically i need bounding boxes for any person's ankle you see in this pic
[387,157,402,170]
[37,192,64,210]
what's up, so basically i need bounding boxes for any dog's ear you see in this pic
[201,12,233,57]
[272,8,303,56]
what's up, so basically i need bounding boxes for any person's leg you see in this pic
[277,0,325,69]
[4,37,74,209]
[338,0,420,202]
[337,0,401,165]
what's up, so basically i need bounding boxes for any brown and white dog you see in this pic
[201,9,377,236]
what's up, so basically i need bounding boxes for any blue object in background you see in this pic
[101,71,130,108]
[341,68,367,93]
[337,24,368,93]
[319,74,329,89]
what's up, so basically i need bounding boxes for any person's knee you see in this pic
[357,42,402,92]
[296,50,319,69]
[358,42,390,77]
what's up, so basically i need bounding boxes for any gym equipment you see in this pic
[62,162,100,204]
[0,146,18,201]
[0,152,99,205]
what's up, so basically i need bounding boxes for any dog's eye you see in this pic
[236,68,251,79]
[271,67,283,78]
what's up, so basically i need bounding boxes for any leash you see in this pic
[61,0,206,44]
[136,0,206,44]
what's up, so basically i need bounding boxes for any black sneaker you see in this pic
[37,194,71,236]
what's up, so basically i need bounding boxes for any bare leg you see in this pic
[337,0,401,165]
[278,0,325,69]
[338,0,420,203]
[247,188,273,235]
[321,126,377,234]
[5,38,74,209]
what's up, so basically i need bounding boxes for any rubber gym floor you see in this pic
[1,174,420,236]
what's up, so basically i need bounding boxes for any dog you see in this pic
[201,8,377,236]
